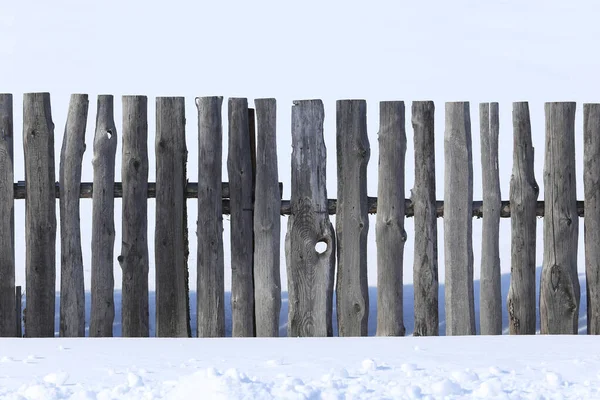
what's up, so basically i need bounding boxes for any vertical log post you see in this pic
[90,95,117,337]
[479,102,502,335]
[444,101,475,336]
[23,92,56,337]
[376,101,405,336]
[286,99,336,337]
[59,94,88,337]
[336,100,370,337]
[507,102,538,335]
[541,102,580,334]
[0,93,15,337]
[155,97,188,337]
[584,103,600,335]
[119,95,149,337]
[412,101,439,336]
[228,98,255,337]
[253,98,281,337]
[196,96,225,337]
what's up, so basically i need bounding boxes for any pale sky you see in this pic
[2,0,600,293]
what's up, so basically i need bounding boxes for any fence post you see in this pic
[196,96,225,337]
[119,95,149,337]
[23,93,56,337]
[336,100,370,337]
[507,102,538,335]
[253,98,281,337]
[228,98,255,337]
[90,95,117,337]
[59,93,88,337]
[155,97,188,337]
[584,103,600,335]
[287,99,335,337]
[479,102,502,335]
[0,93,15,337]
[541,102,580,334]
[376,101,405,336]
[412,101,438,336]
[444,101,475,335]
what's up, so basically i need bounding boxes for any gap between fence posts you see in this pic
[376,101,406,337]
[23,92,56,338]
[119,95,149,337]
[0,93,15,337]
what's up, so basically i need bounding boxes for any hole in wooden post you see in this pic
[315,241,327,254]
[106,129,113,139]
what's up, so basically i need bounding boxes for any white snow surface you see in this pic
[1,336,599,399]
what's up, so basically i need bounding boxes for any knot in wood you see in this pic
[550,264,561,292]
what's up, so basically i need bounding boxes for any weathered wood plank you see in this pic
[444,101,475,336]
[253,98,281,337]
[155,97,188,337]
[584,103,600,335]
[228,98,255,337]
[196,96,225,337]
[479,102,502,335]
[541,102,580,334]
[23,92,56,337]
[90,95,117,337]
[507,102,538,335]
[412,100,438,336]
[336,100,370,337]
[375,101,405,336]
[0,93,15,337]
[59,93,88,337]
[119,95,149,337]
[286,99,336,337]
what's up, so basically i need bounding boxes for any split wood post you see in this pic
[376,101,405,336]
[444,101,475,336]
[541,102,580,334]
[196,96,225,337]
[286,99,335,337]
[155,97,188,337]
[228,98,255,337]
[0,93,15,337]
[412,101,439,336]
[119,95,149,337]
[90,95,117,337]
[479,102,502,335]
[336,100,370,337]
[253,98,281,337]
[507,102,538,335]
[584,103,600,335]
[15,286,21,337]
[59,93,88,337]
[23,92,56,337]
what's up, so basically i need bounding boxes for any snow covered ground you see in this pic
[2,336,600,399]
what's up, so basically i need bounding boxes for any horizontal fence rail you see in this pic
[0,93,599,339]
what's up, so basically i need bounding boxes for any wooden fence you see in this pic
[0,93,598,337]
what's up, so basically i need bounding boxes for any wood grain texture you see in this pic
[119,95,149,337]
[507,102,538,335]
[375,101,406,336]
[479,102,502,335]
[228,98,255,337]
[155,97,188,337]
[253,98,281,337]
[411,101,438,336]
[90,95,117,337]
[541,102,580,334]
[196,96,225,337]
[59,94,88,337]
[444,102,475,336]
[584,103,600,335]
[23,92,56,337]
[336,100,370,337]
[0,93,15,337]
[286,100,335,337]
